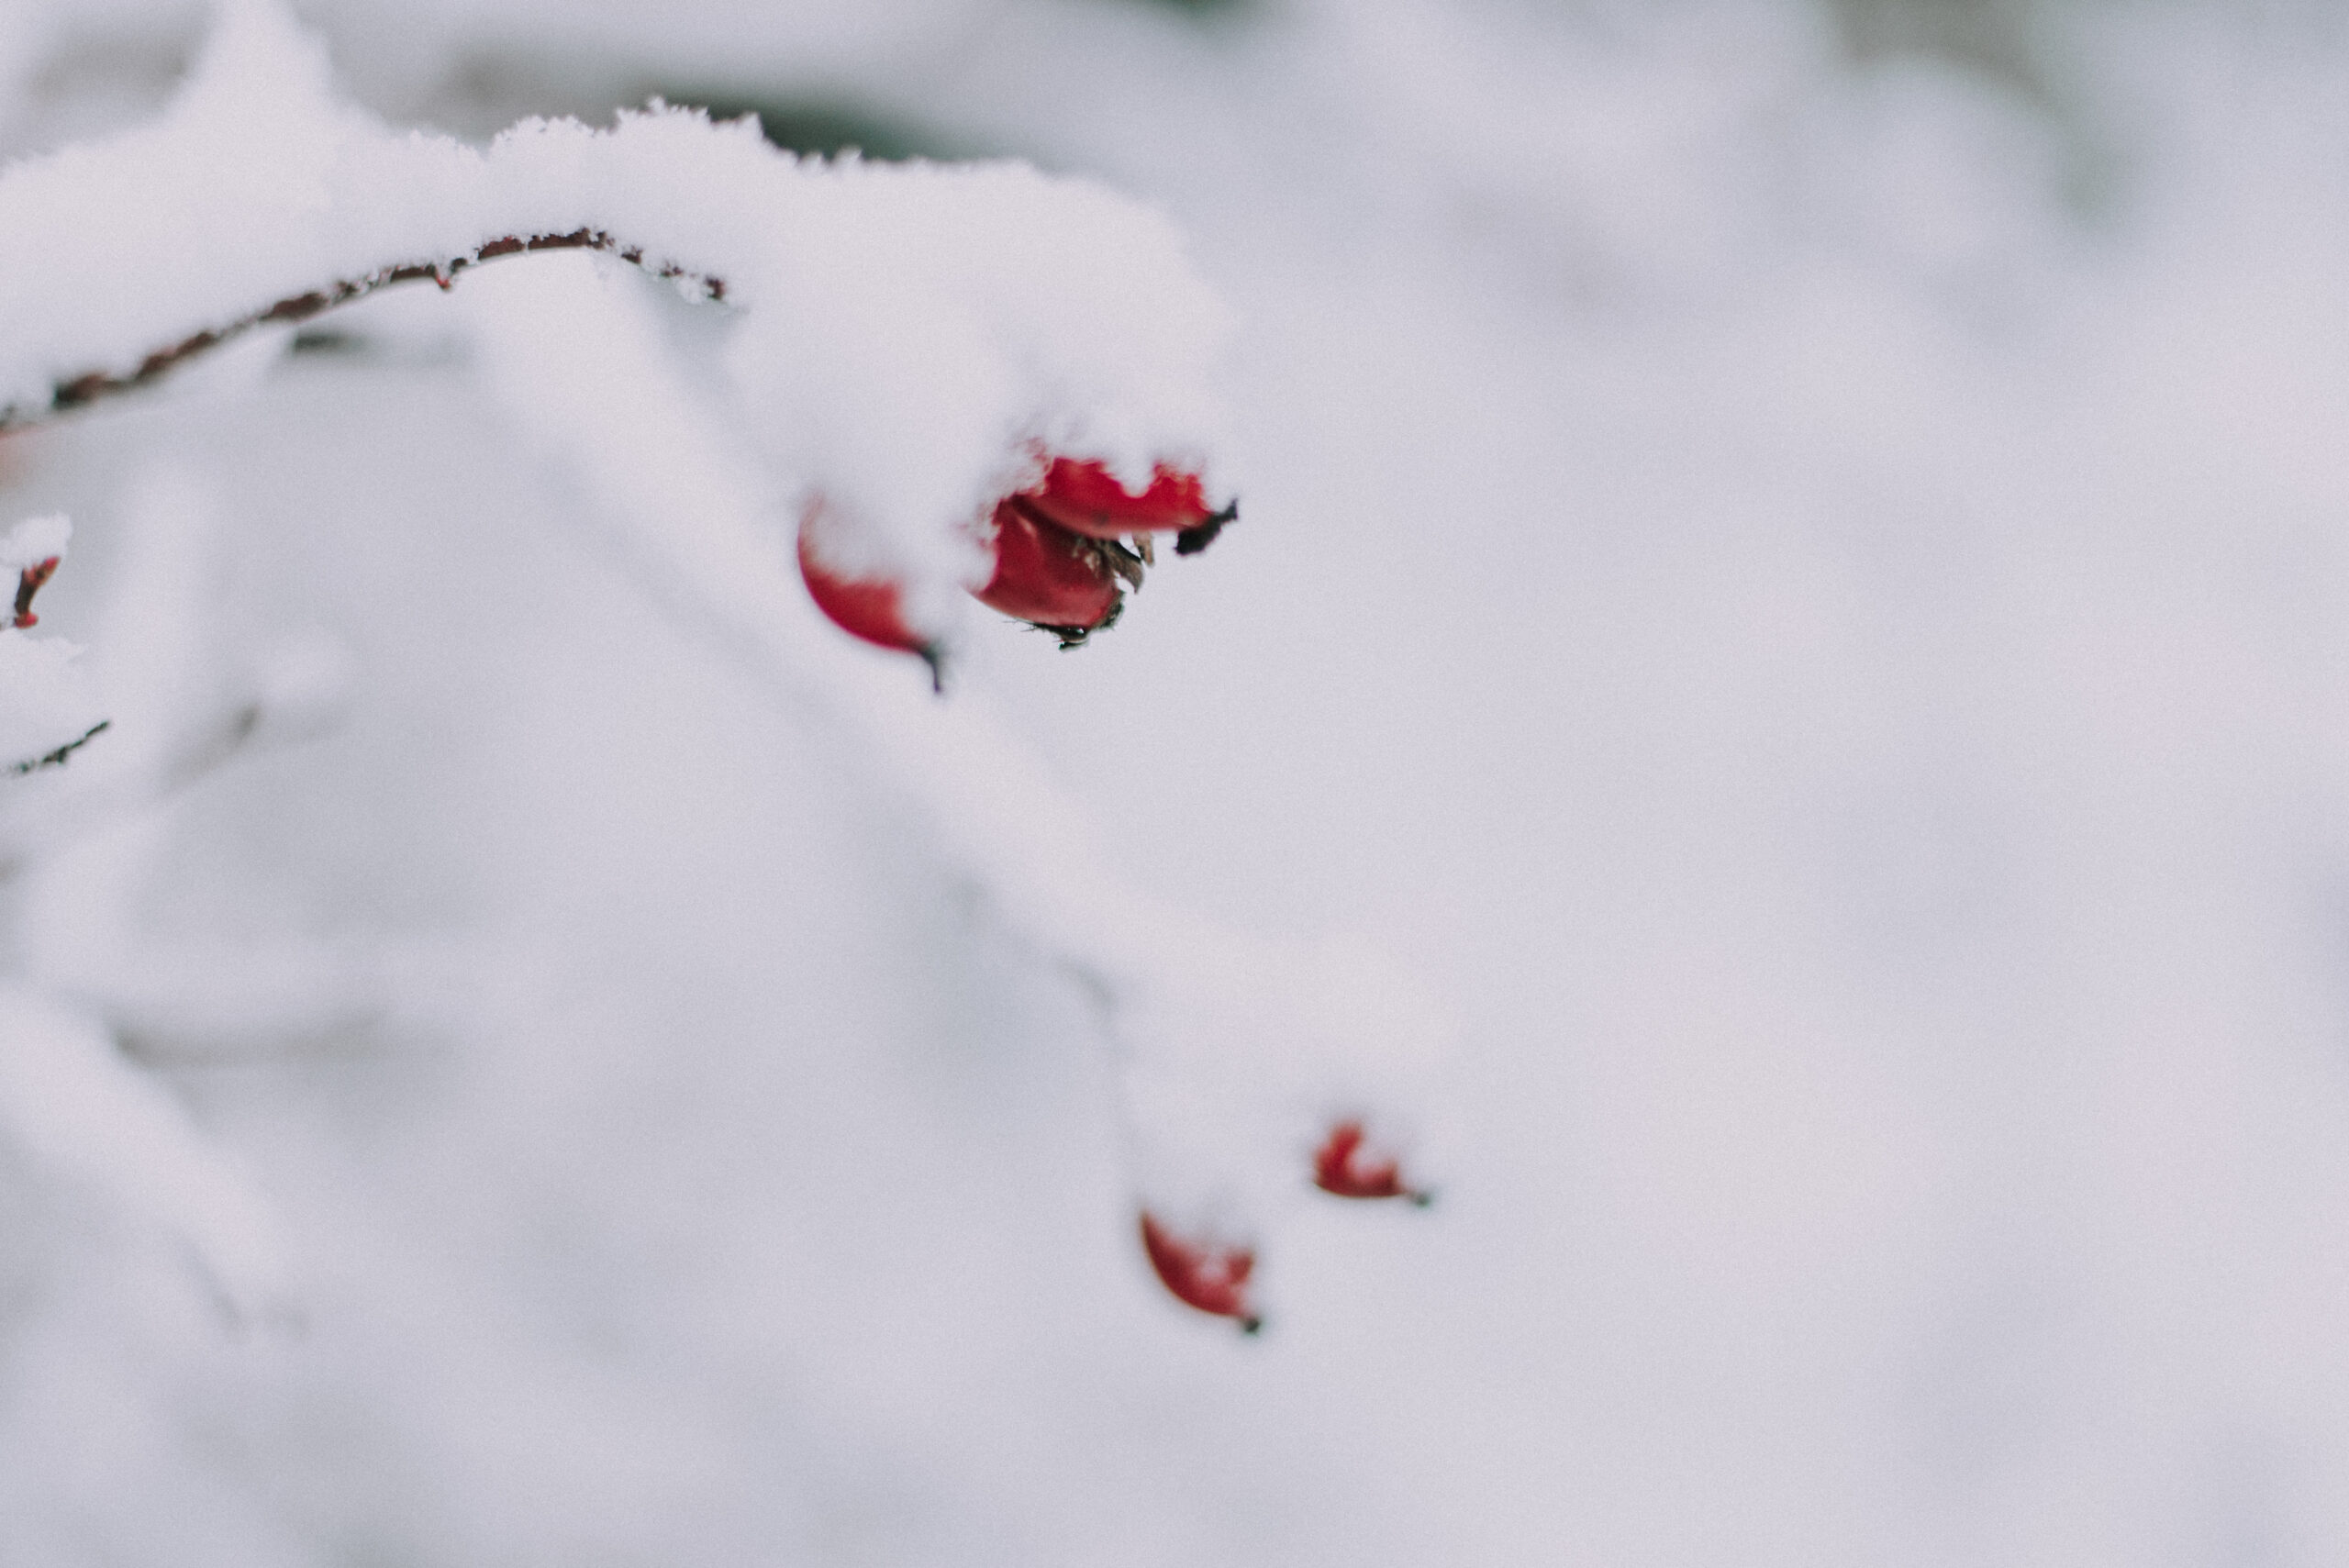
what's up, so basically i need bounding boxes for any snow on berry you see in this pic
[1017,454,1234,545]
[797,498,947,684]
[1312,1118,1432,1204]
[1139,1211,1263,1333]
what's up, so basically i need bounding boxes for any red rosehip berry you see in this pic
[973,497,1126,645]
[1138,1211,1262,1333]
[796,508,942,687]
[1311,1119,1431,1205]
[1020,457,1236,556]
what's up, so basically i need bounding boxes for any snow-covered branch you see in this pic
[0,0,1230,601]
[0,0,1441,1336]
[19,226,720,426]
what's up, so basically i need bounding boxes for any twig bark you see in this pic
[0,228,728,431]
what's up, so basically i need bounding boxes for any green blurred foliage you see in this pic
[653,92,977,161]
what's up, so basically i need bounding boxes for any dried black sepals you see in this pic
[1039,593,1125,649]
[1174,500,1237,557]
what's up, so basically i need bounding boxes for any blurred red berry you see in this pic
[11,555,58,629]
[1312,1119,1431,1204]
[974,497,1124,644]
[796,509,941,686]
[1139,1211,1262,1333]
[1020,456,1236,556]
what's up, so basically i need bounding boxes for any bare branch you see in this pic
[7,719,109,776]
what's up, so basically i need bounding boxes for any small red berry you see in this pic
[1020,457,1236,555]
[1138,1211,1262,1333]
[796,510,942,686]
[973,498,1124,644]
[1312,1120,1431,1204]
[11,555,58,629]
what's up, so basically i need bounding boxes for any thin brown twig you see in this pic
[0,228,729,431]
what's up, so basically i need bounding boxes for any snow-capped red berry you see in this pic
[1138,1211,1262,1333]
[1020,457,1237,555]
[974,497,1124,644]
[1312,1119,1431,1204]
[796,506,942,685]
[1023,457,1208,536]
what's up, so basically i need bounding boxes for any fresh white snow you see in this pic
[7,1,2349,1565]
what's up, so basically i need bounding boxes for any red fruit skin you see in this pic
[796,517,941,683]
[1312,1120,1431,1204]
[1139,1212,1262,1333]
[1022,457,1217,539]
[974,498,1121,633]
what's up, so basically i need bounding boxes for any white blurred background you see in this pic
[8,0,2349,1562]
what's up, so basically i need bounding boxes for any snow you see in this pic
[7,0,2349,1564]
[0,979,290,1317]
[0,627,100,774]
[0,510,69,570]
[455,246,1436,1228]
